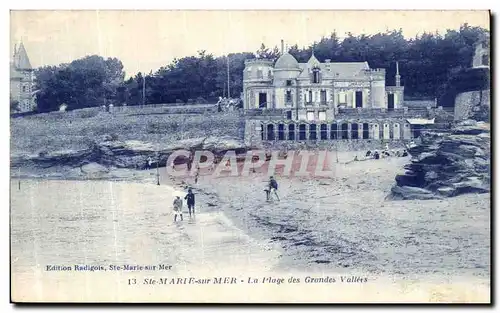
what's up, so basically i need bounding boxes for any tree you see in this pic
[34,56,125,111]
[256,43,280,60]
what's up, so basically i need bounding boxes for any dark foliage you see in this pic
[34,24,488,111]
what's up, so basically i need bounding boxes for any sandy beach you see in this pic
[10,150,491,302]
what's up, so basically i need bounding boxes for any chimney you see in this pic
[281,40,284,55]
[325,59,331,63]
[395,61,401,87]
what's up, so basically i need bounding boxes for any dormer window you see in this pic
[286,80,292,86]
[312,67,320,84]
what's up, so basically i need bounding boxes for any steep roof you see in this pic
[329,62,370,77]
[307,52,320,67]
[15,42,32,70]
[297,61,370,79]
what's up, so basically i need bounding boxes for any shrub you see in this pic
[196,96,208,104]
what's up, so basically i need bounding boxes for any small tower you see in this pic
[395,61,401,87]
[10,40,35,112]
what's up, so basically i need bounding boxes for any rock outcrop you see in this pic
[11,136,247,172]
[391,119,490,200]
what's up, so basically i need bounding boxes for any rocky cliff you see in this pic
[11,135,247,179]
[390,119,490,200]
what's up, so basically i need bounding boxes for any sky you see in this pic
[10,10,490,78]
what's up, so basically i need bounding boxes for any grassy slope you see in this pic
[10,105,244,156]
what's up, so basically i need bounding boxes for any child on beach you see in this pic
[173,196,183,222]
[184,188,196,217]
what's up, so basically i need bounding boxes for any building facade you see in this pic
[10,42,36,113]
[242,43,431,146]
[243,45,404,122]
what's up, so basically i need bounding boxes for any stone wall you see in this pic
[454,90,490,121]
[259,139,408,153]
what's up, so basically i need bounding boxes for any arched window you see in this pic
[299,124,306,140]
[278,124,285,140]
[330,123,338,139]
[320,124,328,140]
[351,123,359,139]
[309,124,317,140]
[288,124,295,140]
[267,124,275,141]
[341,123,348,139]
[362,123,369,139]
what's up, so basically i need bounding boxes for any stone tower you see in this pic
[10,42,36,112]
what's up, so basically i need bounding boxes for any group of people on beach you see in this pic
[363,148,409,160]
[173,187,196,222]
[172,175,280,222]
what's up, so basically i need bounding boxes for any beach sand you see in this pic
[10,151,491,302]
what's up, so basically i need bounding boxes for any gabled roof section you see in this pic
[307,52,320,67]
[16,42,32,70]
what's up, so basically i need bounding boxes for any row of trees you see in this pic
[33,23,488,112]
[35,56,125,112]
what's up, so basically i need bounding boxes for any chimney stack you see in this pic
[395,61,401,87]
[281,40,284,55]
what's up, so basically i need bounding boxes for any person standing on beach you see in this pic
[268,176,280,201]
[184,188,196,217]
[173,196,183,222]
[194,166,200,184]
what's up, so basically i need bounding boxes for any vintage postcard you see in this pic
[10,10,491,303]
